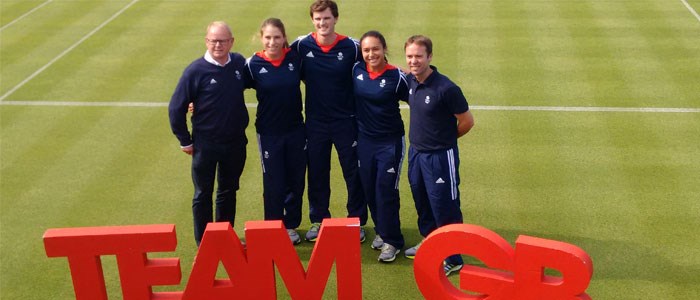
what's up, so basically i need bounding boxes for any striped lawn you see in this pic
[2,1,699,299]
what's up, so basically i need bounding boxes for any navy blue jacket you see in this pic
[244,49,303,135]
[169,53,249,146]
[291,33,361,122]
[353,62,408,141]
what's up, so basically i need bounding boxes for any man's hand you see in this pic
[181,145,194,155]
[188,102,194,114]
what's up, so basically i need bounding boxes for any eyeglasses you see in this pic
[206,38,232,45]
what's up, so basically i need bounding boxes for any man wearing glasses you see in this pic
[168,21,249,247]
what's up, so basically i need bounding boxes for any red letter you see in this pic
[514,236,593,300]
[184,218,361,300]
[246,218,362,300]
[414,224,516,299]
[43,224,181,300]
[182,222,252,300]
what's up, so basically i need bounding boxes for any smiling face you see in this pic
[312,8,337,38]
[205,23,233,64]
[261,24,286,60]
[405,42,432,81]
[361,36,386,72]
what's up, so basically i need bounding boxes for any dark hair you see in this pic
[310,0,339,18]
[360,30,388,63]
[260,17,289,48]
[404,35,433,56]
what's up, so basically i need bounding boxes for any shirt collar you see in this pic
[412,65,438,85]
[204,51,231,66]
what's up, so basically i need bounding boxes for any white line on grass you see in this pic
[0,101,166,107]
[681,0,700,22]
[2,101,698,113]
[468,105,700,113]
[0,0,140,102]
[0,0,53,32]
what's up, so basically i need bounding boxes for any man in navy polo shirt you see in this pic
[291,0,366,243]
[168,21,249,247]
[402,35,475,276]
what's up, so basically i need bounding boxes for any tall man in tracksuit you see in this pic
[291,0,366,242]
[402,35,475,276]
[168,21,249,246]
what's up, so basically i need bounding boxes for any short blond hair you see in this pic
[206,21,233,37]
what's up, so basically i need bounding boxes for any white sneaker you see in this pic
[287,228,301,245]
[404,239,423,259]
[371,235,384,250]
[378,243,400,262]
[305,223,321,242]
[444,262,463,276]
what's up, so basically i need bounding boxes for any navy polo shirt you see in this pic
[245,49,304,135]
[352,62,408,141]
[291,33,361,122]
[407,66,469,152]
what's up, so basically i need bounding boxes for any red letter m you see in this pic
[183,218,362,300]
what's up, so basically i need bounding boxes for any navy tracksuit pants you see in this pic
[305,118,367,225]
[357,135,405,249]
[408,145,463,265]
[256,126,306,230]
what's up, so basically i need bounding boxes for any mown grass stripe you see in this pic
[0,0,52,31]
[0,0,140,101]
[2,100,699,113]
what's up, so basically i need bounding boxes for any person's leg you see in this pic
[332,118,367,226]
[374,137,405,249]
[191,141,217,246]
[424,147,463,266]
[408,147,436,238]
[283,126,307,230]
[305,119,333,224]
[258,133,287,222]
[215,139,246,228]
[357,136,378,234]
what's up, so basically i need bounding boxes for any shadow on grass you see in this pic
[486,228,700,286]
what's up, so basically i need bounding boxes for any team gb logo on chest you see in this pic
[425,95,431,104]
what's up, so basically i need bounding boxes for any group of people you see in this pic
[168,0,474,276]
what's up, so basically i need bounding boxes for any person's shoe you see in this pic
[444,262,463,276]
[305,223,321,242]
[404,239,423,259]
[371,235,384,250]
[359,227,366,243]
[287,228,301,245]
[377,243,400,263]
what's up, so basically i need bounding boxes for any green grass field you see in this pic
[2,0,699,299]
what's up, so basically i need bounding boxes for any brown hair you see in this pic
[260,18,289,48]
[404,35,433,56]
[310,0,339,18]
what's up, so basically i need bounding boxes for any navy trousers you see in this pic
[407,145,463,265]
[305,118,367,225]
[191,137,247,246]
[257,126,306,229]
[357,135,405,249]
